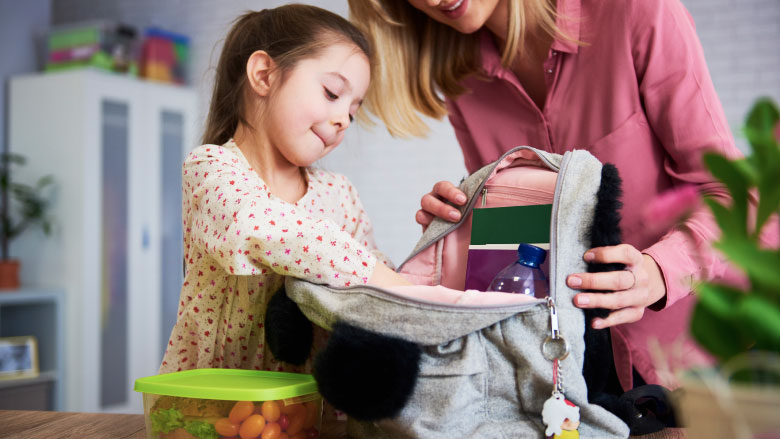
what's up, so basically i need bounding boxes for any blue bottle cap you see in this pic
[517,243,546,268]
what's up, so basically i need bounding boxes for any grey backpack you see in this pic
[281,147,630,438]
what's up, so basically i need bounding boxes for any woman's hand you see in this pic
[567,244,666,329]
[416,181,468,228]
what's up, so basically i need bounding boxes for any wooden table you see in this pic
[0,410,685,438]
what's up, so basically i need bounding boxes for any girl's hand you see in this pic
[567,244,666,329]
[369,262,411,287]
[416,181,468,227]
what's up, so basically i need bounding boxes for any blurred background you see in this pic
[0,0,777,415]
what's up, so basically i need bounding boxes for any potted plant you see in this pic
[651,98,780,438]
[0,151,55,289]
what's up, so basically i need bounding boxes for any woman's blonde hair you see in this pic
[348,0,567,138]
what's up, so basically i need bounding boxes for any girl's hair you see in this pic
[348,0,572,138]
[202,4,372,145]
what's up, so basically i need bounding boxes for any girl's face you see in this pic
[264,42,370,168]
[406,0,503,34]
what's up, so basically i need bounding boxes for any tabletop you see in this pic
[0,410,686,438]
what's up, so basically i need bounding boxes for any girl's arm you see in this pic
[340,174,411,287]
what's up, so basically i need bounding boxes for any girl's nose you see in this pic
[333,111,351,131]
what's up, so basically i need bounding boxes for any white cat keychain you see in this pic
[541,298,581,439]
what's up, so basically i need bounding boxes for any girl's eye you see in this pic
[324,87,338,100]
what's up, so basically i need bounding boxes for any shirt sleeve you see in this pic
[183,147,377,287]
[629,0,743,308]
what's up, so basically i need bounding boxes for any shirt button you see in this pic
[552,50,558,55]
[547,69,553,73]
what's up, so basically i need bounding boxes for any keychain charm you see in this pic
[541,299,580,438]
[542,388,581,438]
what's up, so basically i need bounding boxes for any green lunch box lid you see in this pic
[134,369,318,401]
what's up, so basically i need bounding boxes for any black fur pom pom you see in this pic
[583,163,625,419]
[589,163,625,265]
[314,322,421,421]
[264,287,313,366]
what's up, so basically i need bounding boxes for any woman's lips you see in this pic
[441,0,467,19]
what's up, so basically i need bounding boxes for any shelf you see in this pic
[0,289,64,410]
[0,370,57,389]
[0,289,63,304]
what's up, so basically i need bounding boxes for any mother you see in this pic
[349,0,737,403]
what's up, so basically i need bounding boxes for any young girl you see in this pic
[160,4,408,375]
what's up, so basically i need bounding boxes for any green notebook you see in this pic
[465,204,552,291]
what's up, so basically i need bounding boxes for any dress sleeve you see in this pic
[340,175,395,269]
[183,147,377,287]
[629,0,743,308]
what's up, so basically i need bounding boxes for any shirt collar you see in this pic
[479,0,581,77]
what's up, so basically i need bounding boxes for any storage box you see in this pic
[134,369,322,439]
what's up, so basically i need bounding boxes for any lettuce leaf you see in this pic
[184,420,218,439]
[150,407,185,433]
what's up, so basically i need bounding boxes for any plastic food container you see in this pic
[134,369,322,439]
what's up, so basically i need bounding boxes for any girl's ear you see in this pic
[246,50,275,97]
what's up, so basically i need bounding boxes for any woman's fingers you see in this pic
[574,287,640,310]
[569,247,668,328]
[568,270,637,292]
[590,306,645,329]
[583,244,644,266]
[417,181,467,225]
[415,209,435,227]
[433,180,467,205]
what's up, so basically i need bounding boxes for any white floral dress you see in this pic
[160,139,390,375]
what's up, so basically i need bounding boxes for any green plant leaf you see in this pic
[704,197,744,239]
[703,153,749,233]
[736,295,780,353]
[0,152,26,166]
[744,98,779,165]
[714,238,780,295]
[754,152,780,237]
[691,283,750,361]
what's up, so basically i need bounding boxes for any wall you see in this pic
[684,0,780,151]
[51,0,467,265]
[49,0,780,263]
[0,0,51,151]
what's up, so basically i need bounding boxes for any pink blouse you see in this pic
[446,0,740,390]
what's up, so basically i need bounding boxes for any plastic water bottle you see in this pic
[487,243,549,297]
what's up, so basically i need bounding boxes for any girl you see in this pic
[160,4,408,375]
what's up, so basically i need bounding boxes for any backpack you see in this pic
[270,146,631,438]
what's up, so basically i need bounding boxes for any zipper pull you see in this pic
[481,187,487,208]
[542,297,569,361]
[547,296,560,339]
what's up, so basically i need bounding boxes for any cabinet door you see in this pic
[100,99,130,408]
[159,110,185,359]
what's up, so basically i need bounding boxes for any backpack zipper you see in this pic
[479,185,553,208]
[399,146,561,266]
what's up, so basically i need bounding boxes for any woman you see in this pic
[348,0,736,399]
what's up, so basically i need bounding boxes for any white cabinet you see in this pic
[9,69,197,413]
